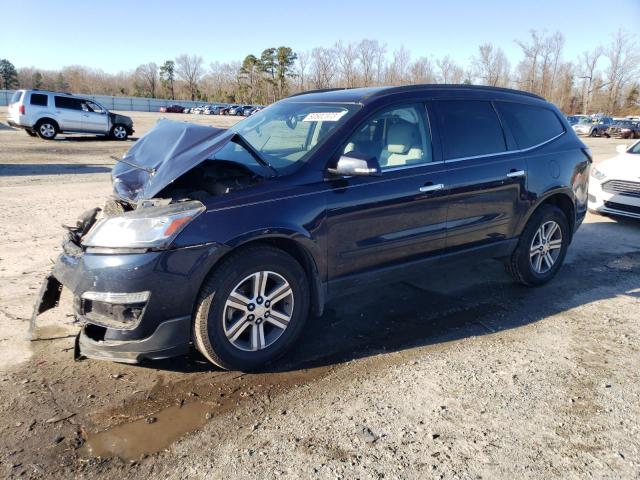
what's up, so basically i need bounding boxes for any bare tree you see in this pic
[437,55,464,83]
[295,50,310,91]
[472,43,510,87]
[134,62,158,97]
[410,56,436,84]
[175,54,204,100]
[334,41,359,87]
[357,39,381,86]
[604,29,639,112]
[388,46,411,85]
[578,46,603,114]
[310,47,335,89]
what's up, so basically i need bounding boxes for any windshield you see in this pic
[216,101,360,173]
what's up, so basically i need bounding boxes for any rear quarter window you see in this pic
[496,102,564,149]
[10,91,23,104]
[30,93,48,106]
[54,96,83,110]
[434,100,506,160]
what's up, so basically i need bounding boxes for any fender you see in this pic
[224,228,326,317]
[516,186,576,237]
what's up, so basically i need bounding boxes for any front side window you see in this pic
[30,93,48,106]
[496,102,564,149]
[82,101,104,113]
[223,101,360,173]
[342,104,432,170]
[54,96,83,110]
[435,100,506,160]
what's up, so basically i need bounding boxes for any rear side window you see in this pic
[10,91,23,104]
[30,93,48,106]
[496,102,564,149]
[54,96,83,110]
[434,100,506,160]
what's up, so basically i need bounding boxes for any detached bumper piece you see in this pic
[29,274,63,339]
[77,316,191,364]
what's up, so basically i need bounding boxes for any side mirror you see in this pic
[328,152,381,177]
[616,144,628,154]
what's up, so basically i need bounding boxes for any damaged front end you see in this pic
[30,120,263,362]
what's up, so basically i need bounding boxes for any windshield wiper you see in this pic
[110,155,156,175]
[230,133,278,176]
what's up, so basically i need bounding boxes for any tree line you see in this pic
[1,28,638,115]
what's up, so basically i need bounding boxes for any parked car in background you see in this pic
[250,105,265,115]
[218,105,232,115]
[160,104,185,113]
[572,116,613,137]
[204,105,221,115]
[242,105,256,116]
[566,114,588,126]
[606,120,640,139]
[182,106,192,113]
[33,84,590,370]
[589,141,640,219]
[7,89,134,140]
[227,105,245,116]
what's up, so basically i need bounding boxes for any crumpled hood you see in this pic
[112,119,234,202]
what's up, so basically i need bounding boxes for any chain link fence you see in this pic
[0,90,223,112]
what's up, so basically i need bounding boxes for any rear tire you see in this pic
[505,205,570,286]
[35,119,58,140]
[193,246,310,371]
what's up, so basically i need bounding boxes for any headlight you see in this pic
[590,167,606,181]
[82,200,205,249]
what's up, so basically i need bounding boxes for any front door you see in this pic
[81,100,109,133]
[326,103,449,280]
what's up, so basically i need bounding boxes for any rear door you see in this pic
[326,103,449,280]
[81,100,109,132]
[433,99,527,250]
[54,96,83,130]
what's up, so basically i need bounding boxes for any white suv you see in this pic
[7,90,134,140]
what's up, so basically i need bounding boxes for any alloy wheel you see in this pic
[529,220,563,274]
[40,123,55,138]
[223,271,294,352]
[113,125,127,139]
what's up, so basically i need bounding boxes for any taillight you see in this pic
[18,105,25,115]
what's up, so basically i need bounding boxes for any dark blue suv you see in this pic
[33,85,591,370]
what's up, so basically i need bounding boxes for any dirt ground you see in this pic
[1,107,639,479]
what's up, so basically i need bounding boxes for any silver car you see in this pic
[6,89,134,140]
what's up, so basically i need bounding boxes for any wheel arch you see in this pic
[35,117,60,131]
[519,190,576,242]
[199,233,325,318]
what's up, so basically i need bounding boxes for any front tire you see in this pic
[506,205,570,286]
[110,124,129,140]
[193,246,310,371]
[35,120,58,140]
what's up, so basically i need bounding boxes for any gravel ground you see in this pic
[0,107,639,479]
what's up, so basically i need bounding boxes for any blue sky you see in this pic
[1,0,638,72]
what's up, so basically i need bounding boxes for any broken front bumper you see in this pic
[32,240,227,363]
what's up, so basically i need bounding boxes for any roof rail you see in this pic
[286,88,350,98]
[366,84,545,101]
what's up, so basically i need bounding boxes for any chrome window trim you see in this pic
[383,160,446,172]
[444,130,566,163]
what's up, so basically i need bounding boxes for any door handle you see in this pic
[506,170,526,178]
[419,183,444,193]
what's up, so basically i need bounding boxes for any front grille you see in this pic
[603,201,640,215]
[602,180,640,198]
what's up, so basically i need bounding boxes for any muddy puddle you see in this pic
[81,367,334,461]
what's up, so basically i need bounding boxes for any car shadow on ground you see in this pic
[0,163,112,176]
[53,135,138,142]
[143,218,640,374]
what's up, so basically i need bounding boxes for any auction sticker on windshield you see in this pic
[302,111,348,122]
